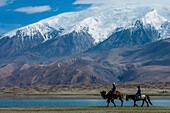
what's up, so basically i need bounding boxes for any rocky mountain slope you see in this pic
[118,39,170,82]
[0,6,170,86]
[1,38,170,86]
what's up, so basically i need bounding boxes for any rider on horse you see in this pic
[136,86,141,100]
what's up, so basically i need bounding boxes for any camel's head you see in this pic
[100,90,106,95]
[100,90,107,99]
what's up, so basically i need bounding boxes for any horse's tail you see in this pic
[146,95,152,105]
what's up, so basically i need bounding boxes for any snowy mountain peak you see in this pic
[1,7,99,41]
[61,16,116,43]
[142,9,168,29]
[1,6,170,44]
[2,22,62,42]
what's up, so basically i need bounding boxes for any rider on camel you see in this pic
[111,83,116,94]
[136,86,141,100]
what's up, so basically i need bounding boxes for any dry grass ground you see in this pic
[0,106,170,113]
[0,82,169,99]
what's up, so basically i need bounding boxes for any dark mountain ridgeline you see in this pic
[31,31,95,58]
[0,29,61,58]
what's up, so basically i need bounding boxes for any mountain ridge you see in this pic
[0,6,170,86]
[0,6,170,59]
[1,38,170,86]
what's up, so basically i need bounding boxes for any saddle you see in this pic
[136,95,145,99]
[110,91,119,95]
[110,91,119,98]
[136,96,141,100]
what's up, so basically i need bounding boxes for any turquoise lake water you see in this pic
[0,99,169,107]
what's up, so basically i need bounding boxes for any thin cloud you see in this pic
[0,0,14,7]
[14,6,51,14]
[74,0,170,7]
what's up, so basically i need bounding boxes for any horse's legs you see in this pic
[133,100,136,107]
[146,95,152,105]
[111,99,116,107]
[107,99,110,107]
[133,100,138,107]
[135,102,138,107]
[145,100,149,107]
[141,100,144,107]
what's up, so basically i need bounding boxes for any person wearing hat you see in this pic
[136,86,141,100]
[111,83,116,94]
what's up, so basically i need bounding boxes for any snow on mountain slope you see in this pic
[1,7,100,41]
[62,6,153,43]
[0,6,170,59]
[1,6,170,44]
[142,9,167,29]
[62,6,170,43]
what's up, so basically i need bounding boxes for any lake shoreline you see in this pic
[0,83,169,100]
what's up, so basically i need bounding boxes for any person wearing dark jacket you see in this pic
[136,86,141,100]
[111,83,116,94]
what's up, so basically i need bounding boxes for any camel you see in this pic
[100,90,123,107]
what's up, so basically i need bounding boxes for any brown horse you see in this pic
[126,95,152,107]
[100,90,123,107]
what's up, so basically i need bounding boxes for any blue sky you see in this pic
[0,0,91,34]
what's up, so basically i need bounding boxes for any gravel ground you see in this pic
[0,106,170,113]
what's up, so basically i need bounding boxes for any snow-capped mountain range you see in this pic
[0,6,170,58]
[2,6,170,42]
[1,5,170,86]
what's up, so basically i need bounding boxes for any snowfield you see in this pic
[1,6,170,44]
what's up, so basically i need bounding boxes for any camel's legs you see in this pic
[119,97,123,106]
[107,99,110,107]
[111,99,116,107]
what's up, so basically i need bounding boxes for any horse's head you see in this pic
[126,95,129,101]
